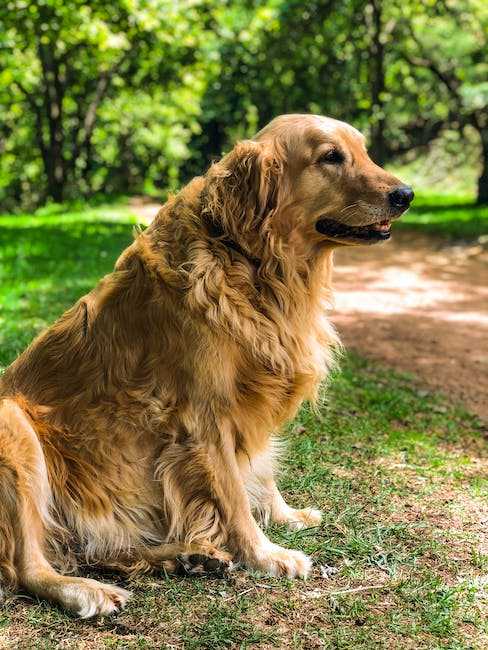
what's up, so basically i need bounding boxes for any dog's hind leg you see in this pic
[268,482,322,530]
[242,442,322,531]
[0,398,130,618]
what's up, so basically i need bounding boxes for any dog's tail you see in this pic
[0,458,19,589]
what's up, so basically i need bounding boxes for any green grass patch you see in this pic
[0,202,139,369]
[1,202,488,648]
[400,192,488,240]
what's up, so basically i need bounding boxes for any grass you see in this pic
[0,202,137,370]
[399,192,488,241]
[1,200,488,648]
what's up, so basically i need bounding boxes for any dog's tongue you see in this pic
[371,220,391,232]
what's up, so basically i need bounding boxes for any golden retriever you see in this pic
[0,114,413,617]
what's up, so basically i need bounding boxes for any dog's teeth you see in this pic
[372,220,391,232]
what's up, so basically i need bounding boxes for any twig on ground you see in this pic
[328,584,386,596]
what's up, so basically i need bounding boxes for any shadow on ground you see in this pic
[333,229,488,421]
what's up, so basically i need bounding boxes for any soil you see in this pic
[129,198,488,422]
[332,230,488,422]
[128,195,163,224]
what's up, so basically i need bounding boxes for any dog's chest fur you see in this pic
[190,282,337,455]
[133,221,339,453]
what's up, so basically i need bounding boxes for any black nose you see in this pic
[388,185,414,209]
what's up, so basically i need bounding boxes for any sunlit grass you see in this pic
[400,191,488,240]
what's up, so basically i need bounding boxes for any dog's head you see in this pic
[204,114,413,256]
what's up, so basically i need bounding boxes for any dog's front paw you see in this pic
[285,507,322,531]
[59,578,131,618]
[248,542,312,578]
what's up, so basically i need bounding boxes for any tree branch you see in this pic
[59,42,86,66]
[71,57,125,174]
[403,25,461,102]
[385,118,447,158]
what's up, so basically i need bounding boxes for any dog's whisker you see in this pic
[339,202,361,214]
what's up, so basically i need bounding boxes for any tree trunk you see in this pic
[477,128,488,205]
[45,128,65,203]
[368,0,386,166]
[37,6,66,203]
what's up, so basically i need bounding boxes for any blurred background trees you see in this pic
[0,0,487,211]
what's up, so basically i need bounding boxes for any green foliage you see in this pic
[0,0,214,207]
[0,0,487,209]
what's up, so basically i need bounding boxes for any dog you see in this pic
[0,114,413,617]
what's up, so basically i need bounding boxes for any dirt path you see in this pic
[332,231,488,422]
[129,198,488,422]
[128,196,163,223]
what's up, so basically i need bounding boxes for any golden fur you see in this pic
[0,114,409,617]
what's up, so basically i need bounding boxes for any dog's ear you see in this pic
[204,140,284,240]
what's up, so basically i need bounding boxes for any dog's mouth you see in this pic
[315,218,393,242]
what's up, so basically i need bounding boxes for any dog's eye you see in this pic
[317,149,345,165]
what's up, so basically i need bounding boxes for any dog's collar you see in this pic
[203,214,261,269]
